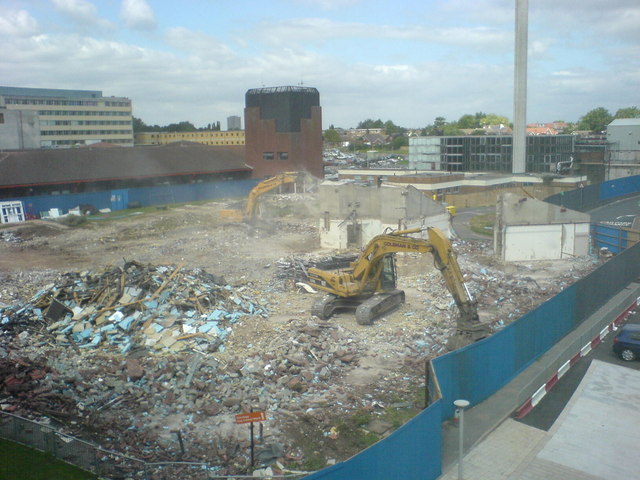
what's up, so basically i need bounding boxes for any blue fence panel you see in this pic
[591,224,628,253]
[304,400,443,480]
[600,175,640,201]
[5,179,260,218]
[433,285,576,421]
[433,331,513,421]
[16,191,112,218]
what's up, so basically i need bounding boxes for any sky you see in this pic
[1,0,638,130]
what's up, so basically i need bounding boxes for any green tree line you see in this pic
[133,118,221,133]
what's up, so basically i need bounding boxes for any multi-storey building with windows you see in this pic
[0,86,133,148]
[134,130,245,146]
[409,135,575,174]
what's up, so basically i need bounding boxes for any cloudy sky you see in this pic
[1,0,638,129]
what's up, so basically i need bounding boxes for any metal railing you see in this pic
[0,411,308,480]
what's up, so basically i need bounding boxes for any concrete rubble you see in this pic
[2,261,266,356]
[0,204,603,478]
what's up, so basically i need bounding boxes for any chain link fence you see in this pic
[0,411,308,480]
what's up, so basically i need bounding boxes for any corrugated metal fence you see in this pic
[545,174,640,212]
[8,179,259,219]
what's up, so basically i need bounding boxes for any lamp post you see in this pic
[454,399,470,480]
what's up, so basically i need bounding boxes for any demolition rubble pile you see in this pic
[1,261,267,355]
[0,261,414,474]
[0,215,603,476]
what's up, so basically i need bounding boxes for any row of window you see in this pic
[263,152,289,160]
[41,130,133,136]
[40,120,131,126]
[38,110,131,117]
[5,98,130,107]
[44,139,133,146]
[159,132,243,137]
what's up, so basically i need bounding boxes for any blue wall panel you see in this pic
[304,401,443,480]
[433,285,576,421]
[591,224,628,253]
[5,179,260,219]
[17,192,111,218]
[600,175,640,201]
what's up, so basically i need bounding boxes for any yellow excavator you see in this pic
[219,172,300,222]
[306,227,491,349]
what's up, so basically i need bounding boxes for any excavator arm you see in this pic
[220,172,300,222]
[243,172,299,218]
[306,227,490,349]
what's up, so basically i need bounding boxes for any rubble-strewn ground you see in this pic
[0,196,600,477]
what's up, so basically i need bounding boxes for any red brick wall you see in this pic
[244,106,323,179]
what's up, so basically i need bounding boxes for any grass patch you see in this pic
[0,439,97,480]
[469,213,495,236]
[54,215,89,227]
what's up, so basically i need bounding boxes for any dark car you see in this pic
[612,323,640,361]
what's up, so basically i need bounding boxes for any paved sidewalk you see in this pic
[440,360,640,480]
[438,281,640,479]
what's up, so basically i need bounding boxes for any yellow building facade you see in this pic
[135,130,245,146]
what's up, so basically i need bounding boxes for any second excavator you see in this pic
[305,227,491,349]
[219,172,301,223]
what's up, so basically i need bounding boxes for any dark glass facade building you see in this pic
[409,135,575,174]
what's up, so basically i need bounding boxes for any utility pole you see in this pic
[512,0,528,173]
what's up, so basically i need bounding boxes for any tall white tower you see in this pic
[512,0,528,173]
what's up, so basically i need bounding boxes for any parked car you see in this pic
[612,323,640,361]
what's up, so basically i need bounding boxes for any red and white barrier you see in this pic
[514,299,638,419]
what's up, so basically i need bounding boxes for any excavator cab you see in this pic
[379,254,397,291]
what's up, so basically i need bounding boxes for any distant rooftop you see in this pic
[608,118,640,127]
[246,86,319,95]
[0,86,103,99]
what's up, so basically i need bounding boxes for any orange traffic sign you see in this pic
[235,411,266,424]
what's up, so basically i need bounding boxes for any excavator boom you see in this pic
[306,227,491,349]
[220,172,300,222]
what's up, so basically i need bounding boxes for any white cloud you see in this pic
[254,17,510,52]
[120,0,156,31]
[165,27,235,62]
[51,0,112,28]
[0,9,39,37]
[293,0,362,9]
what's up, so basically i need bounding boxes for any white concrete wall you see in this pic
[501,223,590,261]
[319,214,453,249]
[319,219,383,249]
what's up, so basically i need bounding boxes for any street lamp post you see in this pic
[454,399,470,480]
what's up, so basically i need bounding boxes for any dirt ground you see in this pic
[0,196,600,477]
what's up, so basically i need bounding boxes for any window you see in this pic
[278,152,289,160]
[0,113,4,124]
[263,152,275,160]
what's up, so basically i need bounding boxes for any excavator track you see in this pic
[311,295,338,320]
[355,289,405,325]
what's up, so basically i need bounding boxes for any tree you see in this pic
[615,107,640,119]
[165,121,197,132]
[457,114,478,129]
[384,120,403,136]
[324,128,341,144]
[132,117,148,133]
[442,124,464,136]
[357,119,384,129]
[480,113,510,126]
[577,107,613,133]
[391,135,408,150]
[422,117,448,136]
